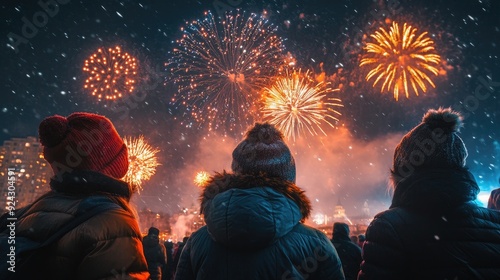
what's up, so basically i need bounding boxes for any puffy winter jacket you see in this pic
[359,168,500,280]
[174,172,345,280]
[12,170,149,280]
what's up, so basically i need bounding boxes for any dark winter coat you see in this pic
[174,172,345,280]
[331,224,362,280]
[163,241,174,280]
[143,234,167,280]
[171,241,185,277]
[488,188,500,210]
[358,168,500,280]
[12,170,149,280]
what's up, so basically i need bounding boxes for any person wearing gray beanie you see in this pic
[359,108,500,280]
[174,122,345,280]
[231,122,296,182]
[392,108,468,179]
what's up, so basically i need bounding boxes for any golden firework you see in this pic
[360,22,441,100]
[83,46,138,101]
[194,171,210,187]
[123,135,160,192]
[262,69,343,141]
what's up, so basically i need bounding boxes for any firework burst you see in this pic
[168,10,287,134]
[312,213,328,225]
[83,46,138,101]
[262,69,343,141]
[123,135,160,192]
[360,21,441,101]
[194,171,210,187]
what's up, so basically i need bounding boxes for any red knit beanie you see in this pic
[38,112,128,179]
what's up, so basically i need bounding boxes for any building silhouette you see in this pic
[333,198,353,225]
[314,198,372,237]
[0,137,52,210]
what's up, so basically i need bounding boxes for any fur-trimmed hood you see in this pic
[200,172,311,220]
[199,172,312,250]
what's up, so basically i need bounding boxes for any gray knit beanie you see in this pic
[231,123,296,182]
[393,107,468,178]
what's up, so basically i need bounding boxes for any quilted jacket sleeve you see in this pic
[357,213,407,280]
[174,237,195,280]
[73,207,150,280]
[314,231,346,280]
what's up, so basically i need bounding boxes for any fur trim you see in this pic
[200,171,311,222]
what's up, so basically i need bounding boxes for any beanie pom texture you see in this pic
[39,115,69,148]
[392,107,468,181]
[422,107,463,133]
[244,123,285,144]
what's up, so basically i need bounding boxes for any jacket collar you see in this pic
[390,167,479,211]
[50,170,132,200]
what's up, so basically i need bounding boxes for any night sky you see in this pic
[1,0,499,217]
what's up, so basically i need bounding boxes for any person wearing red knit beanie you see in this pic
[4,112,149,279]
[39,112,129,180]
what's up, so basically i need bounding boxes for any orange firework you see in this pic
[360,22,441,101]
[83,46,138,101]
[262,69,343,141]
[123,135,160,192]
[194,171,210,187]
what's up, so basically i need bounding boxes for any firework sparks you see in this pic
[360,21,441,101]
[194,171,210,187]
[123,135,160,192]
[168,10,286,134]
[83,46,138,101]
[312,213,328,225]
[262,69,343,141]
